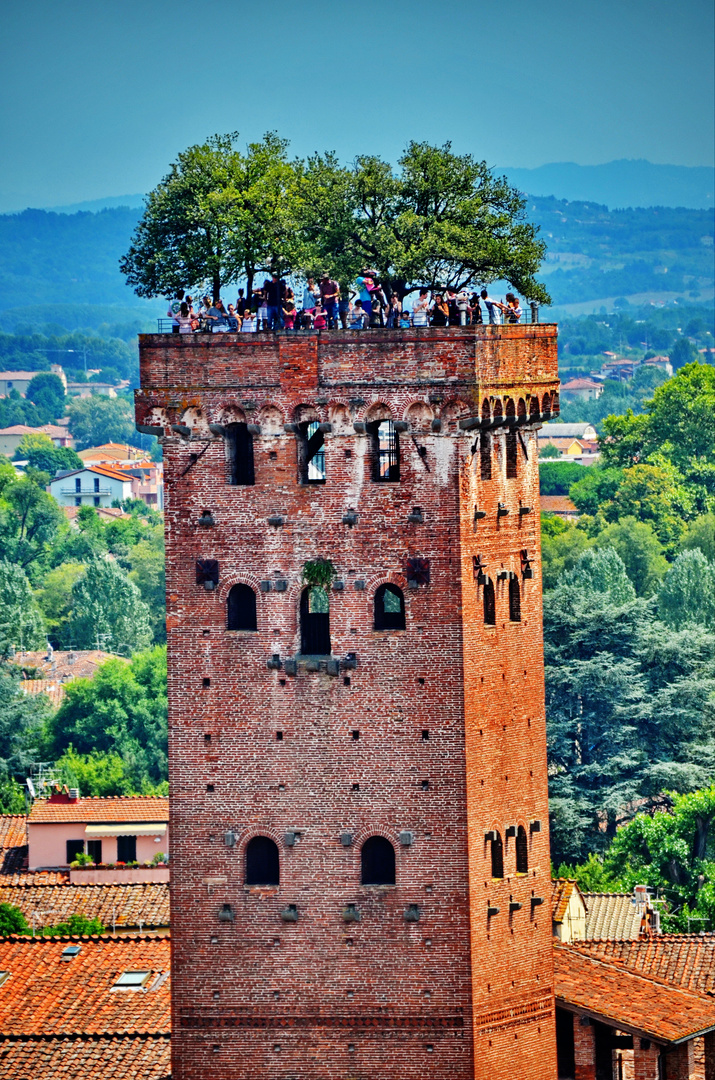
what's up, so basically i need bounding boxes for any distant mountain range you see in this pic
[33,160,715,216]
[499,160,713,210]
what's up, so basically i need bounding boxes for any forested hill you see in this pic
[0,197,712,334]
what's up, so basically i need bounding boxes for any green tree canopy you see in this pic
[0,478,65,572]
[594,517,669,597]
[0,662,50,782]
[0,902,29,936]
[66,395,136,451]
[0,560,45,657]
[25,372,65,420]
[298,141,550,301]
[120,132,300,301]
[657,548,715,630]
[47,646,168,787]
[67,559,152,654]
[680,513,715,562]
[13,432,81,475]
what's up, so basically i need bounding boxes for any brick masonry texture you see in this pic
[136,326,560,1079]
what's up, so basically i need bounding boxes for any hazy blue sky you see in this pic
[1,0,713,211]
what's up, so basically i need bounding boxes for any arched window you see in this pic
[480,432,492,480]
[374,584,406,631]
[483,579,496,625]
[491,832,504,879]
[227,584,257,631]
[299,420,326,484]
[516,826,528,874]
[508,574,521,623]
[369,420,400,482]
[225,422,255,486]
[245,836,279,886]
[300,586,331,655]
[361,836,396,886]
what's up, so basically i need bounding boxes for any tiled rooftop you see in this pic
[551,879,582,924]
[569,936,715,996]
[28,797,169,825]
[0,935,170,1037]
[0,1033,171,1080]
[582,893,642,941]
[0,882,169,930]
[14,650,118,683]
[0,816,27,875]
[554,942,715,1043]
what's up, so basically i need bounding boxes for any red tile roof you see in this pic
[581,894,642,940]
[28,798,169,825]
[551,879,584,924]
[0,882,170,930]
[554,942,715,1043]
[0,935,170,1037]
[0,1034,171,1079]
[540,496,579,515]
[569,936,715,996]
[0,816,27,875]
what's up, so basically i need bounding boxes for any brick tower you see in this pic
[136,323,560,1079]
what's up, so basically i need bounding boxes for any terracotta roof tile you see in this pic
[0,882,169,930]
[0,935,170,1037]
[28,798,169,825]
[581,893,642,940]
[551,879,581,923]
[540,496,579,515]
[0,872,69,886]
[14,650,119,682]
[569,936,715,995]
[0,1034,171,1079]
[0,816,27,875]
[20,680,66,706]
[554,942,715,1042]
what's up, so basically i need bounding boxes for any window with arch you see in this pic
[225,422,255,486]
[483,579,496,625]
[369,420,400,482]
[245,836,279,886]
[299,420,326,484]
[361,836,396,886]
[516,826,528,874]
[480,432,492,481]
[374,584,406,631]
[508,574,521,623]
[506,432,518,479]
[227,583,257,631]
[490,832,504,879]
[300,586,331,655]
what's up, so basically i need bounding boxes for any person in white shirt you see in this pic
[411,288,430,327]
[241,311,257,332]
[348,300,369,329]
[166,289,185,332]
[480,289,502,325]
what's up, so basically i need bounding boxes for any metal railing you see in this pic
[60,486,113,496]
[156,303,541,335]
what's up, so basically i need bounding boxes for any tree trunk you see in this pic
[213,270,221,302]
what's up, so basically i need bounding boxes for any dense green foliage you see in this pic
[39,913,106,936]
[13,433,81,475]
[0,902,30,936]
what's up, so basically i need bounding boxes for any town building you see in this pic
[0,422,73,457]
[540,496,580,520]
[0,364,66,397]
[49,464,134,507]
[137,322,560,1078]
[0,934,170,1079]
[27,794,169,874]
[560,377,604,401]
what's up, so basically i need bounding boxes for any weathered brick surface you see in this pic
[572,1014,597,1080]
[138,326,559,1079]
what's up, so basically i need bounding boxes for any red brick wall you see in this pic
[138,326,559,1079]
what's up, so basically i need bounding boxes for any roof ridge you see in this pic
[0,1032,171,1044]
[1,932,170,943]
[556,942,713,999]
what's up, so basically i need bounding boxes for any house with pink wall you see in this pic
[27,793,169,878]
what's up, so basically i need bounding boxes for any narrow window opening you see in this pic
[299,421,326,484]
[351,783,360,792]
[300,586,331,655]
[276,731,283,741]
[480,433,492,480]
[516,826,528,874]
[421,779,430,790]
[86,840,102,863]
[374,584,406,631]
[203,677,211,688]
[491,833,504,878]
[361,836,396,885]
[245,836,280,886]
[227,583,257,631]
[483,579,496,625]
[204,732,211,742]
[369,420,400,482]
[509,575,521,623]
[117,835,137,863]
[66,840,84,864]
[422,730,429,740]
[352,730,360,740]
[225,423,255,486]
[506,433,518,479]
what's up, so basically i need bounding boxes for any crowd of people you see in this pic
[165,269,525,334]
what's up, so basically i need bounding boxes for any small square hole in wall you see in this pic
[422,730,429,740]
[276,731,283,741]
[203,678,211,688]
[344,677,351,687]
[273,990,280,1000]
[206,784,215,793]
[348,1044,356,1053]
[421,780,430,790]
[204,733,211,743]
[203,628,211,636]
[344,449,352,459]
[418,677,425,685]
[352,731,359,740]
[273,938,280,947]
[347,990,354,999]
[426,1044,434,1053]
[212,1044,220,1053]
[273,1044,281,1053]
[213,991,220,1000]
[279,678,286,687]
[345,938,354,947]
[278,783,285,791]
[351,783,360,792]
[269,451,277,460]
[424,989,431,997]
[210,936,218,944]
